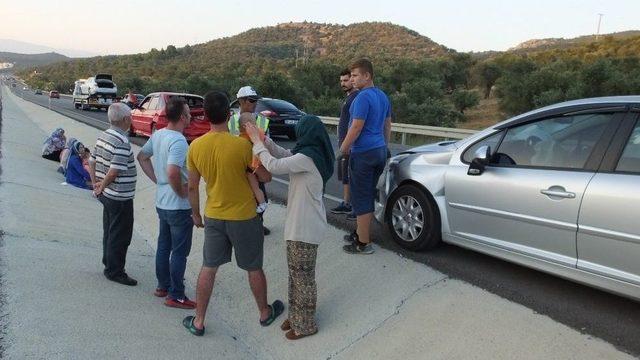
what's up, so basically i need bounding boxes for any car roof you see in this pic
[495,95,640,130]
[146,92,202,98]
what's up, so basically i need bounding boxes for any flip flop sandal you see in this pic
[260,300,285,327]
[183,315,205,336]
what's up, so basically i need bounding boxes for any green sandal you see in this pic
[183,315,205,336]
[260,300,285,327]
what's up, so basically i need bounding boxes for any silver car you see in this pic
[375,96,640,300]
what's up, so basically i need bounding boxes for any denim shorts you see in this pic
[349,146,387,216]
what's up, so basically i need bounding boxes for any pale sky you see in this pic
[1,0,639,56]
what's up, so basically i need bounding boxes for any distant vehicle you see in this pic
[34,89,43,95]
[375,96,640,301]
[73,74,117,111]
[130,92,210,142]
[122,93,145,108]
[49,90,60,99]
[230,97,305,140]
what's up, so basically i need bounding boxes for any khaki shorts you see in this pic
[203,216,264,271]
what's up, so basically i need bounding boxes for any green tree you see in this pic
[452,90,480,114]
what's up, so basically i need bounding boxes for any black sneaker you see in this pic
[343,242,374,255]
[107,273,138,286]
[343,230,358,243]
[331,202,353,214]
[346,212,357,221]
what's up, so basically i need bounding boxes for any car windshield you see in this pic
[264,99,299,112]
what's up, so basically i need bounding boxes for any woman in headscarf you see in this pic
[245,115,335,340]
[64,140,92,189]
[42,128,66,162]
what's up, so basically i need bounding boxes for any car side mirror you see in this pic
[467,145,491,176]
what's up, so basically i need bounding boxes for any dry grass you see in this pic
[459,97,505,130]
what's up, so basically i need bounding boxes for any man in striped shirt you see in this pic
[90,102,138,286]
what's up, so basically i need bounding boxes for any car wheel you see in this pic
[74,103,80,109]
[386,184,441,251]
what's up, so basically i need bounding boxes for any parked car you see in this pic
[231,97,305,140]
[121,93,145,108]
[49,90,60,98]
[34,89,42,95]
[375,96,640,301]
[130,92,210,142]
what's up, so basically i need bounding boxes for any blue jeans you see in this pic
[349,146,387,216]
[156,208,193,300]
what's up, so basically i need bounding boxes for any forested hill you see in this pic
[194,22,451,63]
[17,23,640,130]
[0,52,68,69]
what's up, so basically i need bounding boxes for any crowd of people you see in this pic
[41,58,392,340]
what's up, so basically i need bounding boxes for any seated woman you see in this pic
[64,140,92,189]
[57,137,77,174]
[42,128,66,162]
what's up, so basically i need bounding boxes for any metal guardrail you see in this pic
[319,116,478,144]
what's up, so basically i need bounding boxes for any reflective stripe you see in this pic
[228,113,269,135]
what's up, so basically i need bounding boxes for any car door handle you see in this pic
[540,189,576,199]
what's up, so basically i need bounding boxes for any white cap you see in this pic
[236,86,261,99]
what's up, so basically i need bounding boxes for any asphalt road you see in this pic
[9,84,640,357]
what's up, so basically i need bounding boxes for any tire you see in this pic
[74,103,80,109]
[385,184,441,251]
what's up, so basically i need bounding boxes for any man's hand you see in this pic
[192,213,204,228]
[93,181,104,196]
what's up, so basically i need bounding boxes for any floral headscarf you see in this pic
[42,128,66,155]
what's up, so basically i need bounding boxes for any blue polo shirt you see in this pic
[349,87,391,153]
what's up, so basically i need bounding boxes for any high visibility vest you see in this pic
[228,112,270,136]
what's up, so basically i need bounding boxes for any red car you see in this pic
[49,90,60,98]
[130,92,210,142]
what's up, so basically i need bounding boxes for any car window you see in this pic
[491,113,612,169]
[147,96,160,111]
[140,97,152,110]
[168,95,203,108]
[462,131,503,163]
[616,121,640,173]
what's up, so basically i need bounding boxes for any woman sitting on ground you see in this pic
[57,137,77,174]
[245,115,335,340]
[64,140,92,189]
[42,128,66,162]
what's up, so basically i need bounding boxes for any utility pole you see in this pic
[596,13,604,40]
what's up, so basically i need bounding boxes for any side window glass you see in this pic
[492,113,612,169]
[148,96,160,111]
[616,121,640,173]
[462,131,503,163]
[140,97,152,110]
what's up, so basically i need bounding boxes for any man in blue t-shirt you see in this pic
[137,97,196,309]
[339,59,392,255]
[331,68,359,215]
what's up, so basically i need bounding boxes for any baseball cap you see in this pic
[236,86,261,100]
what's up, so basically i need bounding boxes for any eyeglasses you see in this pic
[247,98,258,103]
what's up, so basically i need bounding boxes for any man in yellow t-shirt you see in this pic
[182,91,283,336]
